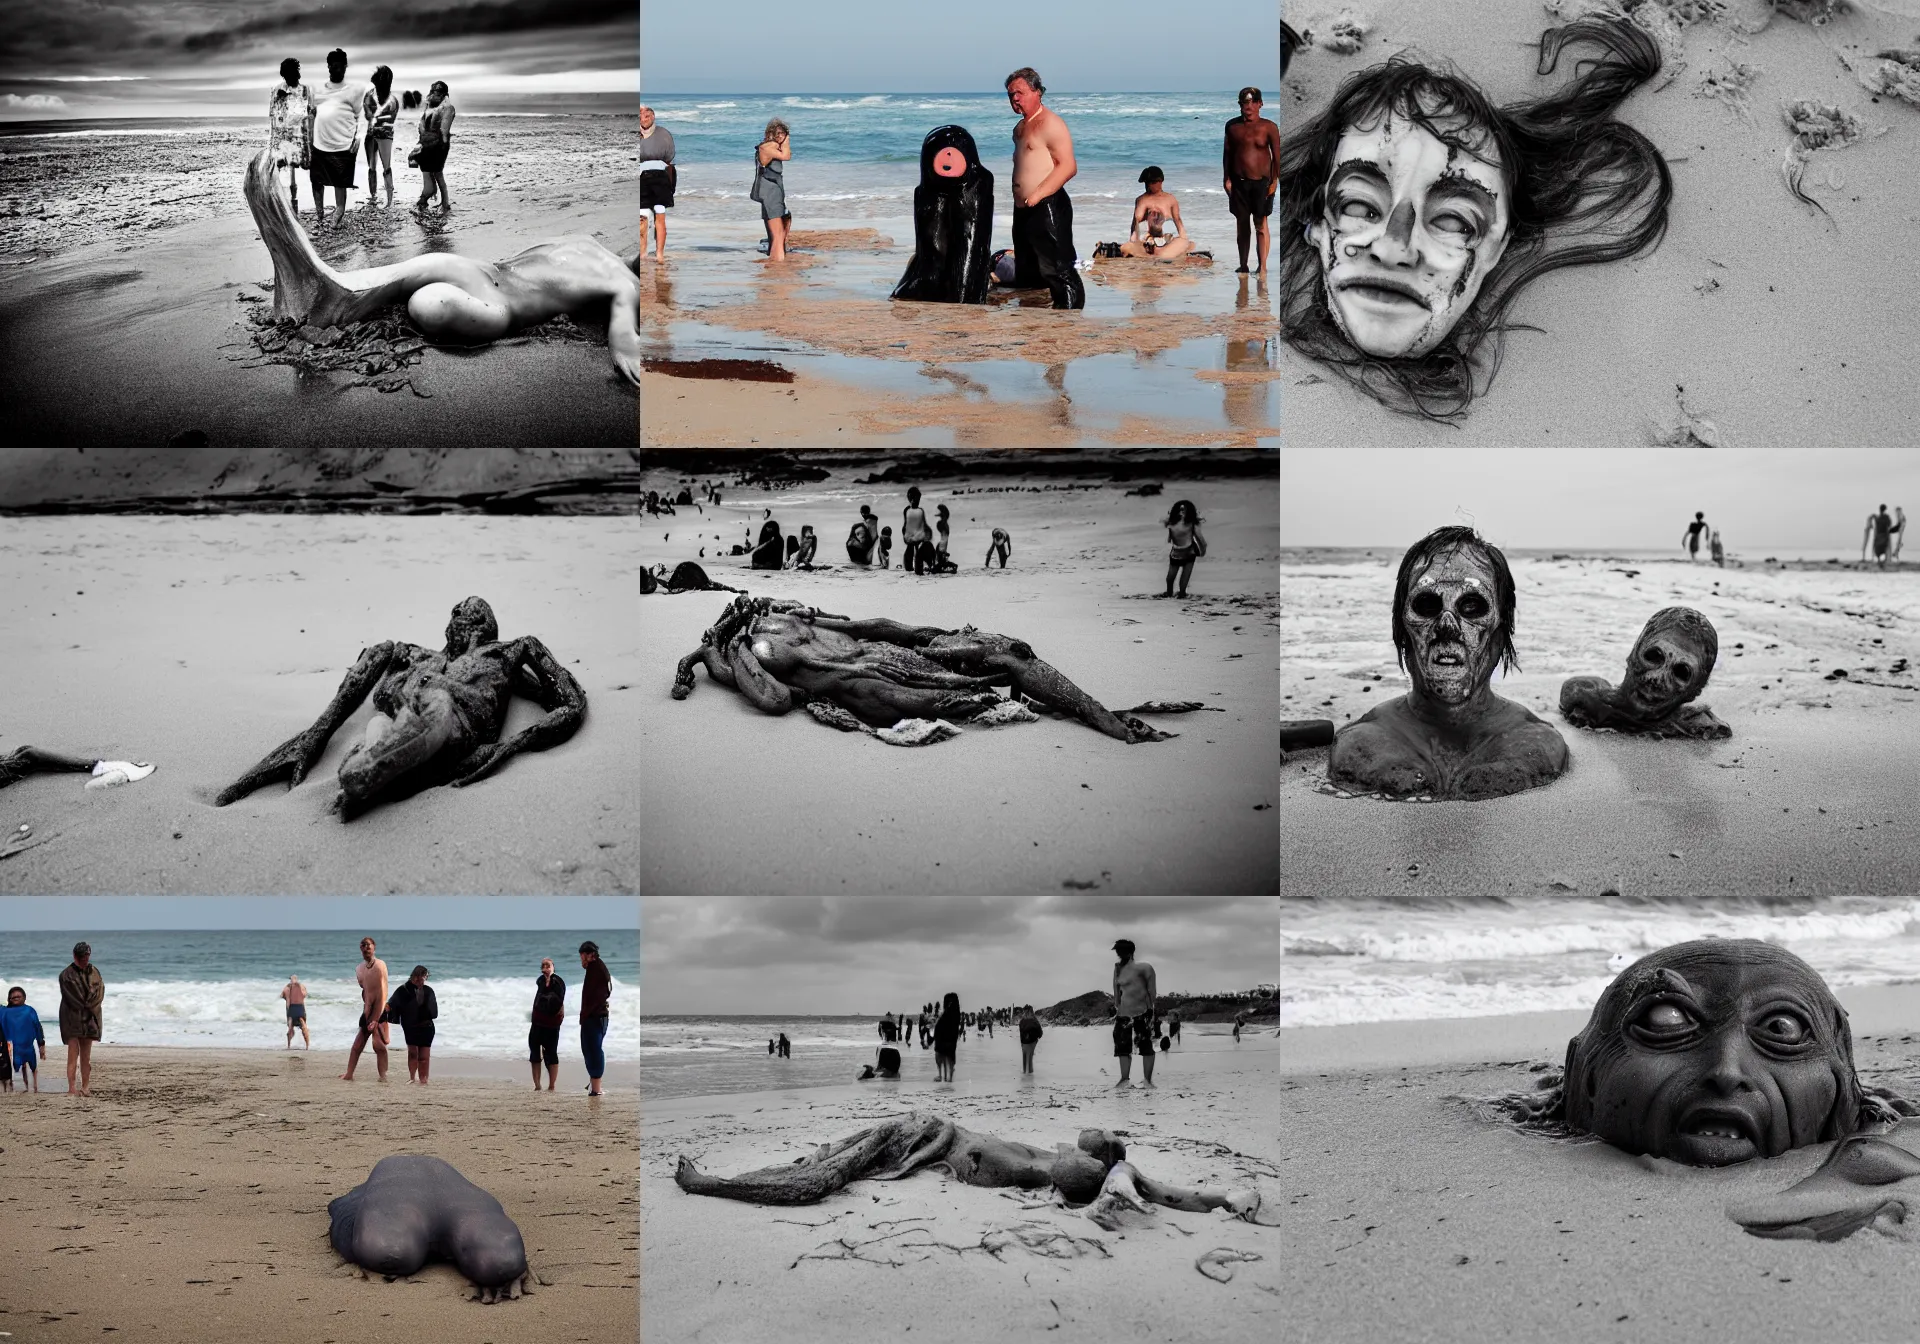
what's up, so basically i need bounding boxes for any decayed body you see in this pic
[329,1155,530,1299]
[1559,606,1730,739]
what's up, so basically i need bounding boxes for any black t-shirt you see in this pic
[580,958,611,1018]
[387,982,438,1031]
[532,973,566,1028]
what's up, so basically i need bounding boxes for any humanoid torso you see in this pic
[1331,692,1569,799]
[371,642,519,740]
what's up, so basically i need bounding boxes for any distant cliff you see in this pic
[1036,988,1278,1026]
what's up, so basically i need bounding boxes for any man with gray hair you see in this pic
[59,941,104,1097]
[1004,67,1083,309]
[640,104,675,262]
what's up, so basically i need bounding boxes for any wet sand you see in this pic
[0,1047,637,1344]
[0,515,638,894]
[1281,986,1920,1342]
[1282,0,1920,445]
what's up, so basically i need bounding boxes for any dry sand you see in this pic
[1281,553,1920,899]
[641,1032,1279,1344]
[637,470,1278,895]
[0,515,638,894]
[0,1047,637,1344]
[1281,984,1920,1341]
[1282,0,1920,445]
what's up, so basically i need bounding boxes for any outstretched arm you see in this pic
[451,637,588,788]
[811,616,951,646]
[216,642,396,805]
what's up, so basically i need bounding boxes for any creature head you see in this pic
[1564,940,1864,1166]
[444,597,499,656]
[920,124,983,184]
[1391,526,1517,705]
[1618,607,1717,720]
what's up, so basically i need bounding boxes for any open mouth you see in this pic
[1676,1108,1761,1165]
[1339,279,1428,309]
[1428,648,1466,668]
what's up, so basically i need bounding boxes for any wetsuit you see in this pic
[1011,189,1085,310]
[640,125,676,214]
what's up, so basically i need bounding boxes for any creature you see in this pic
[329,1156,530,1301]
[215,597,585,818]
[243,147,642,384]
[1327,526,1568,798]
[671,596,1199,744]
[1560,607,1730,738]
[1280,18,1672,419]
[891,125,995,304]
[642,562,747,595]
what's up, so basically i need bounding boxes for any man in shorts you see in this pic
[1110,938,1159,1088]
[640,105,675,262]
[281,974,309,1050]
[1222,86,1278,275]
[530,956,566,1092]
[340,936,389,1082]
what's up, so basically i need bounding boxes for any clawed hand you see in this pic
[450,743,510,788]
[215,732,324,806]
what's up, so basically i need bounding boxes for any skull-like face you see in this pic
[1620,627,1709,719]
[1404,547,1502,705]
[444,596,499,657]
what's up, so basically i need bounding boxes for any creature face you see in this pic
[1311,114,1511,359]
[933,146,967,177]
[1403,547,1502,705]
[1566,942,1858,1167]
[444,596,499,656]
[1621,627,1711,717]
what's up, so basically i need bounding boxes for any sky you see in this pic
[641,896,1279,1015]
[4,897,638,930]
[1280,449,1920,551]
[0,0,638,120]
[640,0,1278,94]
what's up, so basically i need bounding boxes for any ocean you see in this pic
[641,91,1260,236]
[0,929,639,1060]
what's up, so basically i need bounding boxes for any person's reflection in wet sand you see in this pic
[1221,333,1273,438]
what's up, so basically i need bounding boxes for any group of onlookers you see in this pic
[0,942,103,1096]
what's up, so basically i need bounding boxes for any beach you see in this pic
[1281,0,1920,445]
[0,111,636,447]
[0,1046,638,1344]
[637,457,1279,895]
[637,92,1277,446]
[641,1027,1280,1344]
[0,515,639,894]
[1280,984,1920,1342]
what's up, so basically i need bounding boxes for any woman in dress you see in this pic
[267,58,313,213]
[361,65,399,209]
[753,120,792,261]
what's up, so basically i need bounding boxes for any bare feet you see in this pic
[340,1072,355,1081]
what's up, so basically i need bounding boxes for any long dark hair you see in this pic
[1390,525,1519,676]
[372,65,393,101]
[942,991,961,1020]
[1281,18,1672,421]
[279,58,301,87]
[1165,499,1198,527]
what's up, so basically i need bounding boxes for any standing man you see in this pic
[308,48,365,230]
[1222,87,1279,276]
[1864,504,1895,567]
[1110,938,1157,1089]
[281,974,310,1050]
[1683,511,1708,562]
[530,956,566,1092]
[578,940,611,1097]
[340,936,389,1082]
[1005,67,1084,310]
[59,941,104,1097]
[1018,1005,1042,1075]
[640,105,675,262]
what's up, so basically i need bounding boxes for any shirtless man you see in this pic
[244,146,642,385]
[1222,86,1279,275]
[215,596,586,819]
[1111,940,1158,1088]
[282,974,310,1050]
[1005,67,1084,309]
[342,938,389,1082]
[1119,167,1193,260]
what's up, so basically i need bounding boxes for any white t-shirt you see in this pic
[312,80,365,152]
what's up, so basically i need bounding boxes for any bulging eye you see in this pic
[1410,592,1443,618]
[1673,664,1692,682]
[1457,593,1490,619]
[1756,1012,1812,1046]
[1430,212,1476,239]
[1645,647,1665,666]
[1641,1002,1693,1033]
[1337,199,1381,224]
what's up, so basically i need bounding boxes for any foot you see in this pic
[1235,265,1249,274]
[340,1073,355,1081]
[1114,1079,1131,1088]
[1154,592,1170,599]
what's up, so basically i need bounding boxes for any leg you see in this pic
[300,1019,310,1049]
[1176,554,1196,597]
[1254,217,1271,275]
[372,1027,389,1081]
[1156,237,1193,261]
[406,281,513,346]
[378,138,394,207]
[547,1061,558,1091]
[418,1046,429,1085]
[77,1039,92,1095]
[342,1025,370,1079]
[1234,212,1251,270]
[1119,239,1150,258]
[1163,557,1177,596]
[66,1042,79,1094]
[434,171,451,209]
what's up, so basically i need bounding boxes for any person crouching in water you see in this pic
[361,65,399,209]
[414,80,455,213]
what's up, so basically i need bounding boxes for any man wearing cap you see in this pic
[59,941,105,1097]
[1222,86,1278,275]
[1109,938,1158,1089]
[1119,167,1192,261]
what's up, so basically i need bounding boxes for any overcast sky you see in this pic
[5,897,638,930]
[641,897,1278,1015]
[641,0,1277,94]
[0,0,636,120]
[1281,450,1920,551]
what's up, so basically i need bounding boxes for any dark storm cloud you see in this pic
[0,0,631,75]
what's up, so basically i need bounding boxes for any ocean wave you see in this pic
[782,95,892,109]
[694,101,739,108]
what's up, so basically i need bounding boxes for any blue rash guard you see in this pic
[1,1003,46,1067]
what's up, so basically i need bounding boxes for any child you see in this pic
[879,526,893,569]
[985,527,1012,568]
[1,986,46,1093]
[1160,499,1206,599]
[1018,1005,1042,1075]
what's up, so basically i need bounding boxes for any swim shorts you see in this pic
[640,168,675,213]
[529,1022,560,1067]
[1112,1015,1155,1058]
[310,144,359,190]
[286,1003,306,1021]
[416,141,450,175]
[1228,175,1276,220]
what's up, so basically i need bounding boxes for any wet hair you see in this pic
[1238,86,1263,104]
[1390,525,1519,676]
[1165,500,1198,526]
[280,58,301,86]
[1280,18,1672,421]
[361,936,376,948]
[402,89,422,110]
[763,117,789,143]
[1695,511,1704,519]
[579,940,599,956]
[1004,68,1045,96]
[326,48,348,76]
[1139,166,1164,184]
[801,525,814,537]
[372,65,393,100]
[410,965,429,979]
